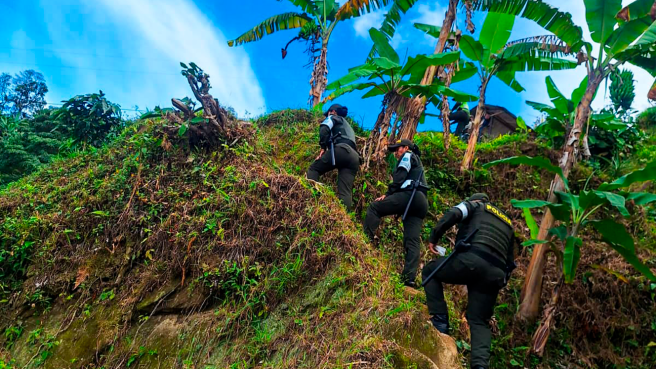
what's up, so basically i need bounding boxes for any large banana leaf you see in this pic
[367,0,421,59]
[585,0,622,45]
[480,12,516,55]
[483,155,569,189]
[362,86,389,98]
[625,192,656,205]
[316,0,338,21]
[335,0,393,21]
[526,100,561,118]
[501,36,573,59]
[606,16,653,56]
[287,0,318,13]
[228,12,313,46]
[590,219,656,282]
[324,82,379,101]
[400,51,461,78]
[498,55,578,72]
[496,70,525,92]
[563,236,582,284]
[369,27,399,63]
[598,161,656,190]
[476,0,585,52]
[326,64,380,90]
[460,35,484,62]
[414,23,442,38]
[616,0,656,22]
[371,57,401,70]
[451,62,479,83]
[546,76,573,115]
[571,76,589,105]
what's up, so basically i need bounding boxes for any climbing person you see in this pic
[306,103,360,211]
[422,193,516,369]
[363,139,429,288]
[450,101,470,137]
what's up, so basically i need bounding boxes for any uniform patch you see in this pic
[485,204,512,227]
[401,179,413,189]
[320,116,334,130]
[455,202,469,219]
[398,152,411,171]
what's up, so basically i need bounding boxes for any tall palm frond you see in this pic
[473,0,587,52]
[227,12,313,47]
[335,0,394,21]
[367,0,422,59]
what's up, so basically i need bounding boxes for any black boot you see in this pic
[429,314,449,334]
[404,281,417,289]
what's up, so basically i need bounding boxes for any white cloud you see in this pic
[412,3,445,26]
[39,0,265,116]
[353,10,385,39]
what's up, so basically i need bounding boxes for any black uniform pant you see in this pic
[450,110,470,136]
[364,191,428,284]
[422,251,506,368]
[307,143,360,211]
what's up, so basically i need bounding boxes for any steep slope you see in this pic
[1,110,655,369]
[0,118,459,368]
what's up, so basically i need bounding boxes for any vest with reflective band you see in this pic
[456,201,513,262]
[325,116,356,150]
[399,153,428,194]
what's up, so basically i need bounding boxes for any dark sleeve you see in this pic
[319,125,331,150]
[428,207,463,244]
[386,157,411,195]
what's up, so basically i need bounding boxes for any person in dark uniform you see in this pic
[422,193,514,369]
[307,104,360,211]
[450,102,471,137]
[363,139,428,288]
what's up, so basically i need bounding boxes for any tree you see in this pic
[485,0,656,321]
[54,91,122,148]
[485,156,656,355]
[324,28,477,167]
[368,0,468,149]
[457,12,577,172]
[0,73,11,114]
[227,0,395,107]
[10,70,48,116]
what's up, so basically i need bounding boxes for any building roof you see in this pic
[471,104,518,131]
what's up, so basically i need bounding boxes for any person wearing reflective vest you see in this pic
[423,193,515,369]
[363,139,428,288]
[306,104,360,211]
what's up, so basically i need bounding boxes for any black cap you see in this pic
[387,138,414,151]
[325,104,348,117]
[468,193,489,202]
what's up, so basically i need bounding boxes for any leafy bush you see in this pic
[638,107,656,129]
[54,91,122,147]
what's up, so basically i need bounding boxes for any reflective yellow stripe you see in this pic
[485,204,512,227]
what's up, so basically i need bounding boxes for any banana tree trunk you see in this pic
[310,37,329,107]
[396,0,458,141]
[517,73,604,321]
[363,93,401,168]
[460,78,488,171]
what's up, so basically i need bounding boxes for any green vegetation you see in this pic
[1,1,656,368]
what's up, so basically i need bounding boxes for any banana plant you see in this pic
[478,0,656,321]
[528,76,628,155]
[456,11,578,172]
[324,28,478,168]
[227,0,395,107]
[484,155,656,355]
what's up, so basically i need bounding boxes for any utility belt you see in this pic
[333,139,357,152]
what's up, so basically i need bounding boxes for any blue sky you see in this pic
[1,0,653,130]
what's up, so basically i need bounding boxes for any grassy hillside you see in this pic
[1,110,655,368]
